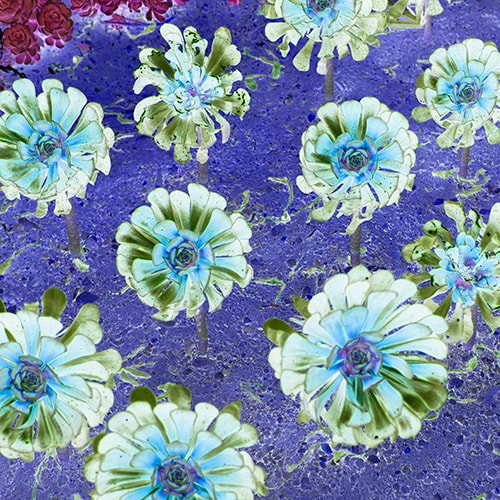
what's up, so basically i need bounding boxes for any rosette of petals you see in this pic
[3,24,41,65]
[133,23,250,163]
[0,78,114,216]
[0,288,121,461]
[297,97,417,233]
[263,0,387,73]
[403,201,500,342]
[84,385,267,499]
[36,0,74,48]
[412,38,500,148]
[0,0,36,25]
[264,266,448,447]
[116,183,253,322]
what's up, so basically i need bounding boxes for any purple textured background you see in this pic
[0,0,499,498]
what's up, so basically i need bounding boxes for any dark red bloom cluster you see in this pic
[0,0,74,64]
[72,0,187,23]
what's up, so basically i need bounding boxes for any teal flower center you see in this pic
[308,0,335,11]
[341,147,369,171]
[338,337,382,378]
[156,457,198,496]
[453,77,482,106]
[164,238,199,275]
[11,356,48,402]
[22,121,66,168]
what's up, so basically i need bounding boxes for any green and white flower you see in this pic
[0,78,114,216]
[84,385,267,499]
[116,183,253,322]
[133,24,250,163]
[0,288,121,461]
[264,266,448,448]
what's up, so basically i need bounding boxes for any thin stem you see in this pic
[195,306,208,354]
[459,146,471,179]
[197,127,209,185]
[65,198,84,261]
[324,58,334,102]
[350,224,362,267]
[423,0,432,45]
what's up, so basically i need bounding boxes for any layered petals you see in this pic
[116,183,253,321]
[264,266,448,447]
[84,385,267,499]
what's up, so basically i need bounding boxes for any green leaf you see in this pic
[0,299,6,313]
[91,432,106,453]
[130,387,157,408]
[292,295,310,318]
[263,318,295,347]
[244,76,258,91]
[220,401,242,420]
[433,292,453,318]
[41,288,67,320]
[476,293,500,331]
[444,201,466,233]
[465,356,477,372]
[168,384,192,409]
[411,106,432,122]
[480,202,500,251]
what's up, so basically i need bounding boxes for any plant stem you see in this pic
[195,306,208,354]
[423,0,432,45]
[350,224,362,267]
[459,146,471,179]
[65,198,84,261]
[197,128,209,184]
[324,58,334,101]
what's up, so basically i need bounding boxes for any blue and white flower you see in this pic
[116,183,253,321]
[84,385,267,499]
[298,97,417,233]
[413,38,500,147]
[263,0,387,72]
[134,24,250,163]
[0,78,114,215]
[0,288,121,461]
[264,266,448,447]
[403,201,500,342]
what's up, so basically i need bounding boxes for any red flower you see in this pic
[0,0,36,25]
[143,0,172,22]
[71,0,99,17]
[3,24,40,65]
[127,0,143,13]
[97,0,122,15]
[37,0,73,48]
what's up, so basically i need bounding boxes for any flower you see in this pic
[36,0,74,48]
[403,201,500,342]
[412,38,500,148]
[144,0,173,21]
[0,288,122,461]
[264,266,448,447]
[133,23,250,163]
[97,0,122,15]
[3,24,40,65]
[84,385,267,499]
[263,0,387,73]
[297,97,417,233]
[127,0,143,13]
[71,0,99,17]
[0,0,36,25]
[116,183,253,322]
[0,78,114,216]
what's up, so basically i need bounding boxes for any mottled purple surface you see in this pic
[0,0,499,498]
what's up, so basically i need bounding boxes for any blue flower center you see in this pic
[156,457,198,496]
[11,356,48,402]
[308,0,335,12]
[22,121,66,168]
[341,147,369,171]
[164,239,199,275]
[338,337,382,378]
[453,77,482,106]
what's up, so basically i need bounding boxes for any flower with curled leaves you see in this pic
[0,78,114,216]
[116,183,253,322]
[133,23,250,164]
[0,288,121,461]
[412,38,500,148]
[297,97,417,233]
[403,201,500,343]
[84,384,267,499]
[263,0,387,73]
[264,265,448,448]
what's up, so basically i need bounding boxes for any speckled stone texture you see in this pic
[0,0,498,499]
